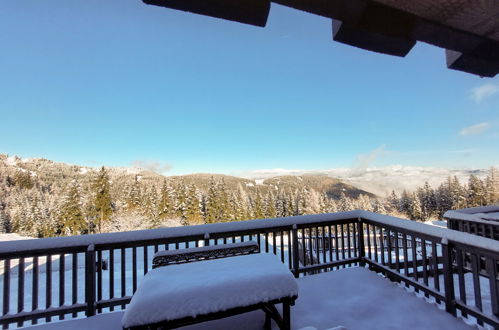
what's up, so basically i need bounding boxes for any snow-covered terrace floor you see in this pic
[30,267,472,330]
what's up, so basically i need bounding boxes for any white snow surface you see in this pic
[444,206,499,223]
[121,253,298,328]
[4,156,17,166]
[31,267,472,330]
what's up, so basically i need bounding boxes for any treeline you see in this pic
[388,168,499,221]
[0,167,384,238]
[1,165,497,238]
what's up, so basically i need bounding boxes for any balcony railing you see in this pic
[445,206,499,241]
[0,210,498,329]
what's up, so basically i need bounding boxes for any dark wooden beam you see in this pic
[446,50,499,78]
[332,19,415,57]
[142,0,271,27]
[276,0,416,56]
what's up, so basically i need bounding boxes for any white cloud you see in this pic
[470,83,499,103]
[131,160,172,174]
[352,145,387,174]
[459,122,490,136]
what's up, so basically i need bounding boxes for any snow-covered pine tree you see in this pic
[185,184,203,225]
[89,167,113,233]
[124,175,142,210]
[158,180,176,220]
[435,177,453,218]
[418,182,436,221]
[408,192,422,221]
[372,199,386,214]
[58,181,86,236]
[485,167,499,204]
[175,180,188,223]
[253,190,265,219]
[0,203,10,233]
[468,174,487,207]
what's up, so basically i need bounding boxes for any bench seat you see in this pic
[122,253,298,329]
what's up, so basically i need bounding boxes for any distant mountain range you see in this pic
[0,154,491,197]
[0,155,373,199]
[238,165,490,196]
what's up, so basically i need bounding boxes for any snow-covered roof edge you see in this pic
[1,210,498,255]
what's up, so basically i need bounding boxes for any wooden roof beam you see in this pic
[142,0,270,27]
[330,1,416,57]
[332,20,415,56]
[446,50,499,78]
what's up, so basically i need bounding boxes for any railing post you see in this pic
[85,244,96,317]
[204,233,210,247]
[357,217,365,266]
[441,238,457,316]
[291,225,299,278]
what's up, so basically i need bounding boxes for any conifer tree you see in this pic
[253,190,265,219]
[408,192,422,220]
[435,178,453,218]
[468,174,487,207]
[450,176,467,209]
[185,184,203,225]
[0,204,10,233]
[143,184,160,227]
[264,191,277,218]
[58,181,86,235]
[387,191,399,213]
[158,180,176,220]
[124,175,142,210]
[204,177,219,223]
[14,170,34,190]
[485,167,499,203]
[175,180,188,221]
[89,167,113,233]
[372,199,386,214]
[418,182,436,220]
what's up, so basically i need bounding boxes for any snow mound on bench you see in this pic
[121,253,298,328]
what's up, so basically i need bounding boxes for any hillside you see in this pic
[0,154,376,238]
[263,175,375,199]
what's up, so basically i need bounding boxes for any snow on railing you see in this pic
[444,206,499,241]
[0,211,498,329]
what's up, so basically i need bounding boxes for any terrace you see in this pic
[2,0,499,329]
[0,210,498,329]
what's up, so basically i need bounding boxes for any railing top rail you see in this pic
[0,211,361,256]
[360,210,499,253]
[444,206,499,224]
[448,205,499,215]
[0,210,498,257]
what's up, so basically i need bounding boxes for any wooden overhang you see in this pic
[142,0,499,78]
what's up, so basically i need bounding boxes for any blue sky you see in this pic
[1,0,498,176]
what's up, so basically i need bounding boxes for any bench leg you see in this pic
[282,299,291,330]
[264,311,271,330]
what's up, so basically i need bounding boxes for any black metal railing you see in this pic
[0,211,498,329]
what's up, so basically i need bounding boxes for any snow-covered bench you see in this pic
[122,243,298,330]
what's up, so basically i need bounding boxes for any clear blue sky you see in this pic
[1,0,498,175]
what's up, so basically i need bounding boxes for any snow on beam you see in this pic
[446,49,499,78]
[141,0,270,27]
